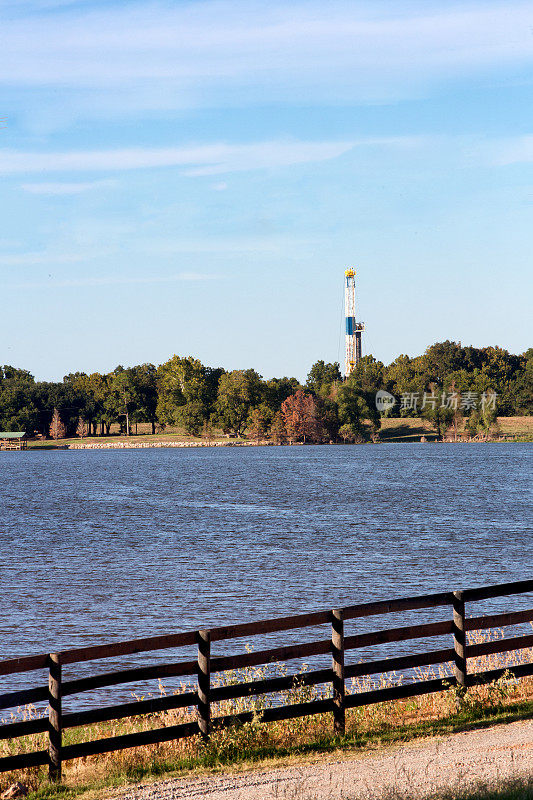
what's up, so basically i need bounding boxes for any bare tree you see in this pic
[49,408,66,440]
[76,417,88,439]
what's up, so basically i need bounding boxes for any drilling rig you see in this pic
[344,268,364,378]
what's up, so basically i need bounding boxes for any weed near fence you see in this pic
[1,579,532,791]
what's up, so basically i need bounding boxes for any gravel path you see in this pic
[112,720,533,800]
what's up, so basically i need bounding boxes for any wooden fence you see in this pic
[1,579,533,781]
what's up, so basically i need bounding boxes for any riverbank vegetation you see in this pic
[1,341,531,444]
[1,632,533,797]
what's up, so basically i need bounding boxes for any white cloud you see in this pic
[0,139,380,175]
[21,179,117,195]
[1,1,532,113]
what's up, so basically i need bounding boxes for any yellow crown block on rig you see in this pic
[344,268,355,277]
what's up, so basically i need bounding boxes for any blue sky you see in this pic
[1,0,532,381]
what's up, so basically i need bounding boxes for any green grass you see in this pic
[378,416,533,443]
[27,432,239,449]
[378,418,437,442]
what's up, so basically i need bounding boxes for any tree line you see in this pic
[0,341,531,442]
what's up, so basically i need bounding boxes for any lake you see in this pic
[1,443,531,707]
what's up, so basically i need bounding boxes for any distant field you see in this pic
[379,417,437,442]
[497,416,533,436]
[379,416,533,442]
[28,427,235,449]
[24,416,533,448]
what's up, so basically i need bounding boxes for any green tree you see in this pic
[306,360,341,396]
[383,354,425,413]
[269,412,287,444]
[512,350,533,414]
[0,385,40,433]
[466,396,499,438]
[107,367,138,435]
[420,383,455,440]
[0,366,34,385]
[157,356,217,436]
[345,355,385,395]
[422,341,467,387]
[87,373,112,435]
[336,378,380,442]
[63,373,98,435]
[339,423,358,443]
[129,364,158,434]
[0,367,40,433]
[247,406,269,442]
[264,376,301,415]
[214,369,264,437]
[314,396,340,441]
[477,346,522,414]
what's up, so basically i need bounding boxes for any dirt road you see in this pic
[113,720,533,800]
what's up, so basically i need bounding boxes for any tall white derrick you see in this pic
[344,268,364,378]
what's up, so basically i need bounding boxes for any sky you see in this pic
[1,0,532,382]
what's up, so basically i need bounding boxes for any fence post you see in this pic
[197,630,211,739]
[331,608,345,735]
[452,590,467,688]
[48,653,62,782]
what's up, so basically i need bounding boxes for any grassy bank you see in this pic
[27,432,239,450]
[3,696,533,800]
[23,416,533,449]
[378,417,533,443]
[2,633,533,799]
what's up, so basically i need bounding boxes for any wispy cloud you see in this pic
[490,135,533,165]
[1,1,532,115]
[1,234,320,273]
[21,179,117,195]
[10,272,216,289]
[0,139,396,176]
[0,251,85,265]
[141,234,321,255]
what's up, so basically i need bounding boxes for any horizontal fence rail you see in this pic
[1,579,532,781]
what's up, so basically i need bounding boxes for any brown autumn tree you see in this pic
[49,408,66,440]
[76,417,88,438]
[281,390,319,443]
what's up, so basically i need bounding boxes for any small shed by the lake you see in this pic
[0,432,28,450]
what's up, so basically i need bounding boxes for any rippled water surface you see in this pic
[1,444,531,706]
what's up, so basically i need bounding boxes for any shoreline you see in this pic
[17,416,531,450]
[51,437,529,450]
